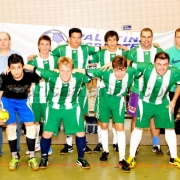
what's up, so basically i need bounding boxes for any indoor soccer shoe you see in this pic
[76,158,90,169]
[119,159,130,173]
[60,144,73,154]
[100,151,109,162]
[169,157,180,168]
[39,157,49,169]
[126,156,136,168]
[93,143,102,153]
[28,157,39,171]
[9,158,19,171]
[85,145,92,154]
[152,145,164,156]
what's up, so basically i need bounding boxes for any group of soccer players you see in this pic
[0,27,180,173]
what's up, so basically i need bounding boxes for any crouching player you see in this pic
[0,54,41,171]
[24,57,91,169]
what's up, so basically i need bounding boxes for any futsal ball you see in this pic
[43,29,68,50]
[0,108,9,123]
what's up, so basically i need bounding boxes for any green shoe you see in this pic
[9,158,19,171]
[28,157,39,171]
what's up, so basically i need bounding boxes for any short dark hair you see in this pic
[69,28,82,37]
[154,52,170,63]
[140,28,153,37]
[175,28,180,37]
[8,54,24,67]
[112,55,127,69]
[38,35,51,46]
[104,30,119,42]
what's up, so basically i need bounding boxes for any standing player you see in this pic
[0,54,40,171]
[127,52,180,169]
[126,28,164,155]
[0,32,21,156]
[74,55,141,172]
[25,35,59,155]
[24,57,92,169]
[89,30,128,153]
[166,28,180,155]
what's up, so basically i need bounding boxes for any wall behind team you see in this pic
[0,23,174,62]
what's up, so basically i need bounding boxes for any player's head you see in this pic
[174,28,180,48]
[112,55,127,80]
[0,32,11,50]
[57,57,74,82]
[8,54,24,80]
[140,28,153,50]
[104,31,119,50]
[154,52,170,76]
[38,35,51,53]
[68,28,82,49]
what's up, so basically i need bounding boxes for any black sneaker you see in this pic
[100,151,109,162]
[39,157,49,169]
[60,144,73,155]
[93,143,102,153]
[152,145,164,156]
[167,149,170,156]
[113,144,119,152]
[85,145,92,154]
[119,159,130,173]
[113,144,116,150]
[76,158,90,169]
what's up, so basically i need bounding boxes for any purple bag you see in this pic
[127,92,139,117]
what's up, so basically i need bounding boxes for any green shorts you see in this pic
[136,99,174,128]
[99,92,125,124]
[31,103,47,122]
[43,105,85,135]
[78,85,88,115]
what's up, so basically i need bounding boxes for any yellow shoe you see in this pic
[169,157,180,168]
[126,156,136,168]
[9,158,19,171]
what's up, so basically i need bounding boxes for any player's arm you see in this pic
[27,55,38,61]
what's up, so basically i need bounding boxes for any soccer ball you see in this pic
[0,108,9,123]
[42,29,68,50]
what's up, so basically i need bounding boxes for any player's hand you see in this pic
[0,121,5,126]
[167,101,175,114]
[152,42,161,48]
[27,55,37,61]
[100,62,112,71]
[3,66,10,75]
[118,45,129,52]
[52,69,59,73]
[23,64,35,71]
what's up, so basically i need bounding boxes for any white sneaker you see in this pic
[25,143,41,155]
[48,148,53,155]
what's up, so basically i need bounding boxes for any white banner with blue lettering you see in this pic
[0,23,174,62]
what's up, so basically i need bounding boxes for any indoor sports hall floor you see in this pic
[0,130,180,180]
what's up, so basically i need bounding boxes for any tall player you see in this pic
[127,52,180,169]
[88,30,128,153]
[25,35,59,155]
[126,28,164,155]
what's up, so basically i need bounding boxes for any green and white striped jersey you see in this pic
[86,67,140,97]
[132,62,180,104]
[28,54,58,103]
[127,46,164,93]
[52,44,99,68]
[89,49,128,68]
[35,68,90,109]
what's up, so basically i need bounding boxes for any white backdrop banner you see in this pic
[0,23,174,62]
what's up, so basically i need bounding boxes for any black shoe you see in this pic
[60,144,73,155]
[85,145,92,154]
[152,145,164,156]
[113,144,116,150]
[100,151,109,162]
[119,159,130,173]
[115,144,119,152]
[76,158,90,169]
[167,149,170,156]
[17,152,20,160]
[93,143,102,153]
[39,157,49,169]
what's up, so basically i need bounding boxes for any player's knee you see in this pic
[26,124,36,139]
[6,125,17,140]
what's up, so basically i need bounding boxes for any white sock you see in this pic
[66,135,73,146]
[97,125,102,143]
[101,129,109,152]
[112,127,117,144]
[117,131,126,161]
[165,129,177,158]
[130,128,143,157]
[35,124,40,145]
